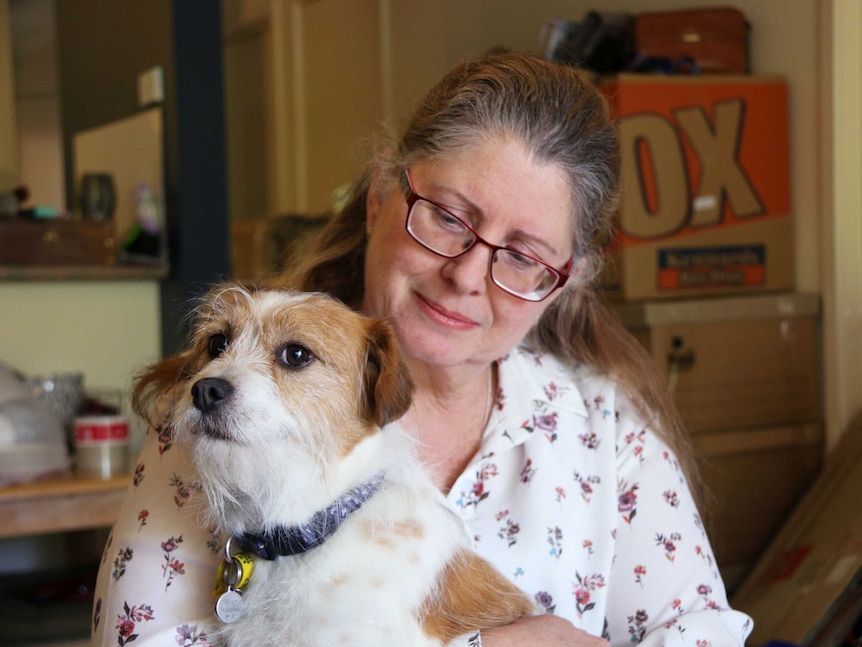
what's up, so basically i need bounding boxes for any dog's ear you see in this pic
[362,319,413,427]
[131,349,196,421]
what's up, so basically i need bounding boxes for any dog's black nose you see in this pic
[191,377,235,413]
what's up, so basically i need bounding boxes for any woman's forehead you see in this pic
[405,145,575,257]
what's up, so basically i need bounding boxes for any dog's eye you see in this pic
[208,333,229,359]
[278,344,314,368]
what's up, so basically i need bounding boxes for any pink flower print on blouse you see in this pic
[634,564,647,587]
[572,572,605,618]
[176,623,212,646]
[520,458,537,484]
[133,462,145,487]
[168,473,200,509]
[618,480,639,525]
[656,532,682,562]
[535,590,556,614]
[543,381,563,401]
[547,526,564,559]
[621,428,647,466]
[496,510,521,547]
[456,459,498,508]
[160,535,185,592]
[156,421,175,455]
[206,526,222,555]
[521,411,560,443]
[137,509,149,532]
[695,544,715,568]
[590,396,612,418]
[583,539,594,558]
[112,546,133,581]
[627,608,649,643]
[573,470,601,503]
[578,430,600,450]
[663,489,680,508]
[493,381,505,412]
[115,602,155,646]
[697,583,721,610]
[554,485,566,505]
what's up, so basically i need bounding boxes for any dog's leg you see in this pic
[419,549,535,642]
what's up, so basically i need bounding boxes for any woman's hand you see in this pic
[481,614,609,646]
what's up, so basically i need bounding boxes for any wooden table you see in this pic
[0,474,129,538]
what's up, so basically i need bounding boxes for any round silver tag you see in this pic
[215,589,244,624]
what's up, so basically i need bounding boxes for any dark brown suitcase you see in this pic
[635,7,750,74]
[0,218,117,266]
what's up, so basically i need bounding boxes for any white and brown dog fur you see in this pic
[133,285,534,646]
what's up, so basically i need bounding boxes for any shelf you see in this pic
[0,264,168,281]
[0,474,129,538]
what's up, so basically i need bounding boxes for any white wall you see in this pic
[0,281,161,435]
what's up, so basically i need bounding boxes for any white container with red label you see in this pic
[74,415,129,479]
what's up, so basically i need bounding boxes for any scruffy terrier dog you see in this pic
[133,285,533,646]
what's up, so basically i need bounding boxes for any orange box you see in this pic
[598,74,793,300]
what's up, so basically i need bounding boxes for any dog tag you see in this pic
[215,589,244,624]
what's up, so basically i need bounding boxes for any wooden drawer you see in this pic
[0,218,117,266]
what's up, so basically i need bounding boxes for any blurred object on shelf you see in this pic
[0,218,117,266]
[79,173,116,222]
[118,183,165,266]
[542,11,635,75]
[0,185,28,216]
[0,365,72,485]
[73,414,129,480]
[635,7,750,75]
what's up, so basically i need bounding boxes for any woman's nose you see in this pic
[441,242,493,295]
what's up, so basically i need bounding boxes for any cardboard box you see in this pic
[731,413,862,646]
[599,74,793,300]
[614,292,821,435]
[694,423,823,594]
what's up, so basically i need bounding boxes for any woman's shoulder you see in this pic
[502,344,653,428]
[501,344,620,394]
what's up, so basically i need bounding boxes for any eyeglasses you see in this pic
[401,170,572,302]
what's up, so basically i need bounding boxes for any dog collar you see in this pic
[236,471,386,560]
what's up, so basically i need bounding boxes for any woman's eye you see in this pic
[208,333,229,359]
[278,344,315,368]
[428,203,465,231]
[503,249,540,270]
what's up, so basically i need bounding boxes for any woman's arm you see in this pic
[92,413,220,646]
[480,614,609,646]
[605,397,754,645]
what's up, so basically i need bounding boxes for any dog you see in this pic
[133,285,534,646]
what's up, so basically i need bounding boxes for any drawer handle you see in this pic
[42,230,59,244]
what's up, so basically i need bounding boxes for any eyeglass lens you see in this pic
[407,199,559,300]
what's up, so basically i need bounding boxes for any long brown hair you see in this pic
[287,52,702,505]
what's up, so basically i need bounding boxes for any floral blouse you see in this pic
[92,345,753,646]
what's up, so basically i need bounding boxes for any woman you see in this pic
[93,52,752,646]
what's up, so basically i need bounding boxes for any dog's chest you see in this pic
[215,492,465,646]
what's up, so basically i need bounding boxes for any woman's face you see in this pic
[362,138,575,372]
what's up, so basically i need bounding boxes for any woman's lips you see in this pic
[414,293,479,330]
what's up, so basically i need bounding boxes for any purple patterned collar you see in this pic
[236,472,386,560]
